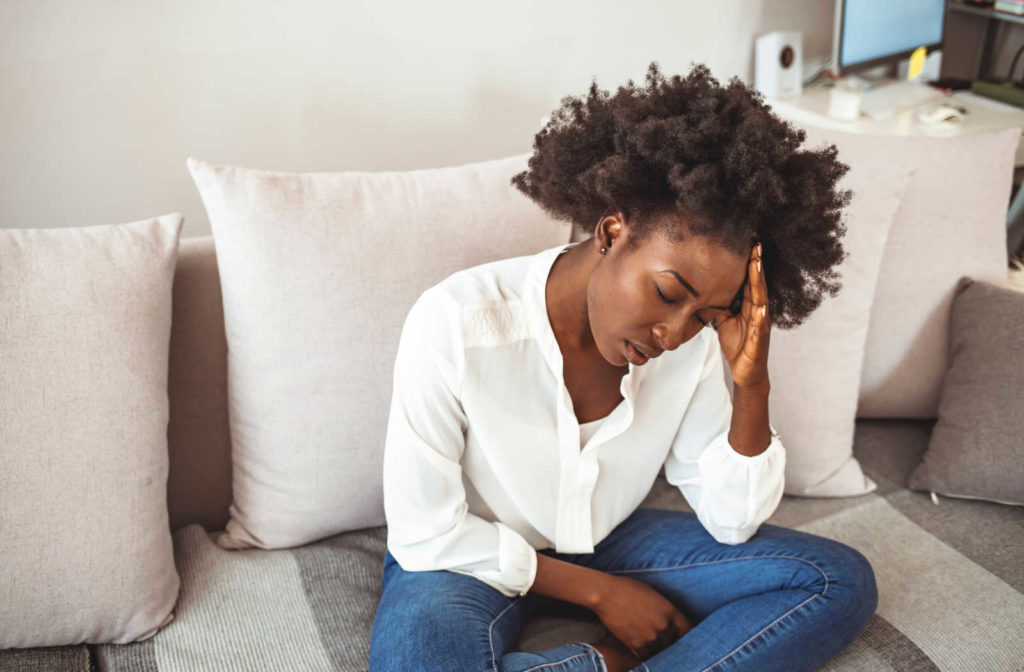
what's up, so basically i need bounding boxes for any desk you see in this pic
[765,83,1024,257]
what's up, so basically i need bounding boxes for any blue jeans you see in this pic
[369,507,878,672]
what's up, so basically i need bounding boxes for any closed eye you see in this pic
[656,283,712,328]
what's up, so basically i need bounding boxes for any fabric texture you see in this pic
[737,124,915,497]
[372,511,877,672]
[186,154,572,550]
[166,235,233,535]
[382,241,785,597]
[907,276,1024,506]
[0,214,184,648]
[858,126,1021,419]
[81,419,1024,672]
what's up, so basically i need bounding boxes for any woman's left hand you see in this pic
[715,242,771,391]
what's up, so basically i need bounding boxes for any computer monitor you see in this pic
[832,0,945,77]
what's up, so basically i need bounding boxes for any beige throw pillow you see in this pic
[858,127,1021,418]
[744,124,916,496]
[0,214,183,648]
[187,154,571,550]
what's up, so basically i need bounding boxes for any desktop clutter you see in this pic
[825,77,968,127]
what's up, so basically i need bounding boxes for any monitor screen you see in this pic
[838,0,945,72]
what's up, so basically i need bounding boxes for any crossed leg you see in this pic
[369,507,878,672]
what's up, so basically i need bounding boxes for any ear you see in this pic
[597,211,627,250]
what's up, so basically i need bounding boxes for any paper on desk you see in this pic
[907,46,926,81]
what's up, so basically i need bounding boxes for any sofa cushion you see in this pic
[0,214,183,648]
[90,419,1024,671]
[738,123,915,496]
[907,276,1024,506]
[166,236,232,535]
[858,127,1021,419]
[0,646,93,672]
[186,154,572,549]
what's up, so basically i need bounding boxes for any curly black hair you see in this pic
[510,60,851,330]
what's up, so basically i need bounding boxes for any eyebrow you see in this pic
[659,270,731,310]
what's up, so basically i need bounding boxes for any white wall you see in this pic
[1,0,834,238]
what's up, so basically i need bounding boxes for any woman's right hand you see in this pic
[591,574,694,660]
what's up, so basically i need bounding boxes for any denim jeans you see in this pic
[369,507,878,672]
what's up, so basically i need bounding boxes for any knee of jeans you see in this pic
[827,542,879,625]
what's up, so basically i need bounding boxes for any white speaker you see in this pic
[754,31,803,101]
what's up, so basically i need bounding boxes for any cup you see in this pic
[827,80,863,121]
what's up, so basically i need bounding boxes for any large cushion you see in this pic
[907,276,1024,506]
[762,125,915,496]
[187,154,571,550]
[0,214,183,647]
[858,127,1021,419]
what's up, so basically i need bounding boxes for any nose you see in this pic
[653,314,702,352]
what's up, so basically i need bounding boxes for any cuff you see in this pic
[496,521,538,597]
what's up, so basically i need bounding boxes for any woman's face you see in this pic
[587,213,750,367]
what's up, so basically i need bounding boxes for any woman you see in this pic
[369,61,877,672]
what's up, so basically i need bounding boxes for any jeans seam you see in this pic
[519,651,594,672]
[699,592,823,672]
[580,641,608,672]
[489,598,524,672]
[608,553,831,598]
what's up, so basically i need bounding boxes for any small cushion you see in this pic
[186,154,571,549]
[0,214,184,647]
[858,127,1021,418]
[907,276,1024,506]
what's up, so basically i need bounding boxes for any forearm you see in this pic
[728,382,772,457]
[528,552,610,610]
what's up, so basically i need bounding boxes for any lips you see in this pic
[625,340,649,365]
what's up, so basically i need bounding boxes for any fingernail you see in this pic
[756,260,761,272]
[761,305,767,317]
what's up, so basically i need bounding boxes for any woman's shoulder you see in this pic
[423,247,547,309]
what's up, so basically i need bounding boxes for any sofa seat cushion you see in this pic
[89,422,1024,671]
[0,646,93,672]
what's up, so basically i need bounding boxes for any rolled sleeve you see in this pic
[383,287,539,597]
[663,331,787,545]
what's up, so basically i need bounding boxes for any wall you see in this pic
[2,0,834,237]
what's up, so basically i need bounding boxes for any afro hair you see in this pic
[510,60,852,330]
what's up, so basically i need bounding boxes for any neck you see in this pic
[546,240,598,352]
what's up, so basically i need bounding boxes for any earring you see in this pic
[600,246,607,254]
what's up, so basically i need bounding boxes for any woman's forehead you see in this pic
[635,234,748,304]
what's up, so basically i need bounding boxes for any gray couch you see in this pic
[3,232,1022,672]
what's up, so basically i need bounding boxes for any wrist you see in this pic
[733,380,770,397]
[587,571,616,612]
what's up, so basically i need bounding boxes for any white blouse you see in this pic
[382,241,786,598]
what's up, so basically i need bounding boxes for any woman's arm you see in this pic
[528,553,607,609]
[384,287,538,598]
[531,547,694,663]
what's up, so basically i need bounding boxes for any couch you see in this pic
[3,127,1024,672]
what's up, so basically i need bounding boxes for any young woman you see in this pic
[369,62,877,672]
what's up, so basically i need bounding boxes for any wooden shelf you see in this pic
[948,0,1024,27]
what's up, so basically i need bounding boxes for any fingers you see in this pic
[751,242,768,308]
[746,242,769,330]
[641,614,689,660]
[673,611,693,637]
